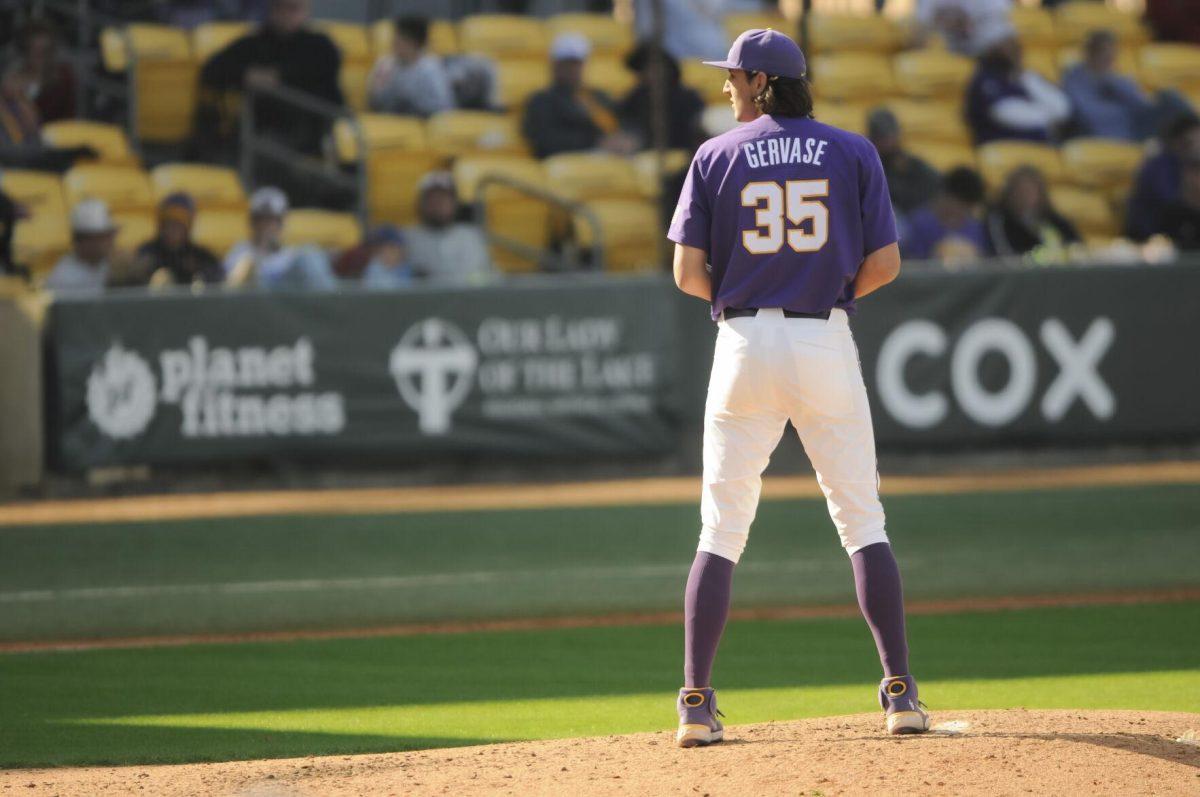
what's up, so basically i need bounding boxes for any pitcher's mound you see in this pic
[9,710,1200,796]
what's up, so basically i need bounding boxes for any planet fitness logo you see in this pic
[86,343,158,439]
[389,318,479,434]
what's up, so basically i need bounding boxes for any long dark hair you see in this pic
[750,73,814,118]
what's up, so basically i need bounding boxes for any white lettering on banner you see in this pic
[875,317,1116,430]
[951,319,1038,427]
[391,314,659,435]
[875,320,949,429]
[87,336,345,441]
[1039,318,1116,422]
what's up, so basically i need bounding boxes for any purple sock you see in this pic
[683,551,735,688]
[850,542,910,678]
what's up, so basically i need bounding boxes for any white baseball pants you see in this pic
[699,308,889,564]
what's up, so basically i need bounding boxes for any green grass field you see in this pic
[0,602,1197,768]
[0,481,1197,768]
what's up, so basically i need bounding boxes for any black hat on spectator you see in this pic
[625,41,682,83]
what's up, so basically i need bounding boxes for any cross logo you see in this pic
[389,318,479,434]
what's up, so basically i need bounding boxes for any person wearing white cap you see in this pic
[44,199,117,294]
[964,20,1071,146]
[521,33,635,158]
[224,186,337,291]
[404,171,494,286]
[914,0,1013,57]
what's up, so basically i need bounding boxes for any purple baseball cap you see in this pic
[703,28,807,79]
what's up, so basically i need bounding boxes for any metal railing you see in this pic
[474,174,605,271]
[239,81,369,225]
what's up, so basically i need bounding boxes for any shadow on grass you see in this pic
[0,602,1197,768]
[3,723,501,769]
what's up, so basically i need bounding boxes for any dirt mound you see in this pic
[4,710,1198,796]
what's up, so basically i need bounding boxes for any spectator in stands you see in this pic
[1062,30,1156,142]
[632,0,743,61]
[368,16,455,118]
[1126,114,1200,241]
[7,20,76,124]
[1145,0,1200,46]
[984,165,1079,260]
[135,193,223,287]
[361,225,417,289]
[965,21,1072,145]
[915,0,1013,57]
[224,186,338,290]
[901,166,988,264]
[404,172,494,286]
[866,107,941,222]
[197,0,342,158]
[522,34,635,158]
[0,62,95,172]
[617,41,705,151]
[44,200,117,294]
[1161,155,1200,251]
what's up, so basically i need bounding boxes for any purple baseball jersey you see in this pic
[668,114,898,321]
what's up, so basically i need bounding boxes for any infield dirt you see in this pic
[5,710,1197,796]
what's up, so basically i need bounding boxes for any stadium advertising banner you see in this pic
[47,276,679,469]
[675,263,1200,449]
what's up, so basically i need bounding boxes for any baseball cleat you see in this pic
[879,674,931,735]
[676,687,725,748]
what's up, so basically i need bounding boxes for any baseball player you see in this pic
[668,29,930,747]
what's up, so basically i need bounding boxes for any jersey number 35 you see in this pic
[740,179,829,255]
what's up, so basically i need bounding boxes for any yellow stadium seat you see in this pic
[455,156,551,273]
[632,149,691,198]
[1138,43,1200,91]
[813,102,871,136]
[192,209,250,257]
[809,13,903,55]
[884,99,971,147]
[810,54,895,104]
[334,114,428,161]
[340,60,371,112]
[977,141,1064,189]
[281,209,362,251]
[722,13,788,47]
[460,15,549,61]
[1053,2,1149,46]
[63,165,155,213]
[681,60,727,104]
[368,151,448,225]
[428,111,527,157]
[892,50,974,101]
[150,164,247,211]
[453,154,545,203]
[544,153,641,201]
[1010,6,1060,49]
[192,21,251,62]
[587,56,637,99]
[15,215,70,278]
[494,59,551,109]
[547,14,634,56]
[1056,44,1140,79]
[371,18,458,58]
[1022,47,1060,82]
[1049,185,1118,240]
[41,121,138,167]
[907,141,977,175]
[575,198,662,272]
[313,20,371,62]
[1059,138,1144,191]
[101,25,198,143]
[112,211,155,253]
[1,171,66,217]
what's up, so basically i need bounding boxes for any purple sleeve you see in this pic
[667,154,711,251]
[859,140,899,256]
